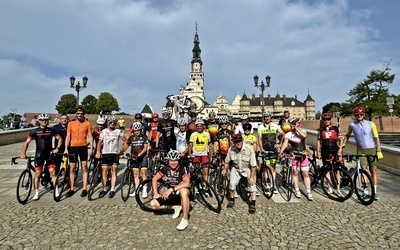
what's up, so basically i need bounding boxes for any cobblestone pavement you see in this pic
[0,142,399,249]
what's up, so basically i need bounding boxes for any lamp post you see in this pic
[253,75,271,122]
[70,75,88,107]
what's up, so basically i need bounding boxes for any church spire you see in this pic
[192,22,202,64]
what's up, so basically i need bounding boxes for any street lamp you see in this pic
[70,75,88,107]
[253,75,271,122]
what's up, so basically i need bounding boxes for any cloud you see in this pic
[0,0,398,118]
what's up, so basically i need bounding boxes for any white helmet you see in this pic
[240,114,248,120]
[166,150,181,160]
[38,113,50,120]
[162,109,171,115]
[97,118,105,125]
[108,116,117,122]
[219,116,229,124]
[264,111,272,117]
[178,120,188,126]
[195,118,204,125]
[289,117,300,124]
[132,122,142,131]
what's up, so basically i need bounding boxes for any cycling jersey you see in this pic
[99,128,124,154]
[158,119,177,143]
[28,127,57,158]
[283,129,307,151]
[157,165,189,186]
[227,120,236,132]
[189,131,211,156]
[206,119,219,142]
[127,134,148,157]
[149,121,159,140]
[278,118,291,133]
[52,123,67,152]
[67,120,92,147]
[346,120,378,149]
[258,123,282,150]
[176,130,190,154]
[187,121,196,132]
[214,130,233,155]
[317,125,340,154]
[243,133,257,149]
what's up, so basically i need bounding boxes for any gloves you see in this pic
[377,151,384,160]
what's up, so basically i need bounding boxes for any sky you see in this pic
[0,0,399,117]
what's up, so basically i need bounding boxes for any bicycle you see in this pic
[346,154,376,206]
[87,155,113,201]
[12,156,53,204]
[120,153,147,202]
[308,146,322,188]
[166,94,205,113]
[53,153,79,202]
[135,160,222,213]
[208,153,228,203]
[257,150,276,199]
[277,152,294,201]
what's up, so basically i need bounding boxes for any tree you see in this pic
[347,62,395,131]
[96,92,120,114]
[55,94,77,114]
[321,102,341,114]
[81,95,98,114]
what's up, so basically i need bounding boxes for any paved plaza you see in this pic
[0,142,399,249]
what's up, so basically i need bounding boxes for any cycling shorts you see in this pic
[101,154,119,168]
[156,193,181,206]
[130,156,148,169]
[291,156,310,171]
[69,146,88,163]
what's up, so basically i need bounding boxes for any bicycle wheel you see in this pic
[286,167,293,202]
[197,178,222,213]
[136,178,170,212]
[54,167,68,202]
[309,161,320,189]
[188,96,205,113]
[354,169,375,206]
[120,167,134,202]
[236,177,251,202]
[208,164,226,203]
[321,167,353,202]
[260,165,274,199]
[16,169,33,204]
[88,163,102,201]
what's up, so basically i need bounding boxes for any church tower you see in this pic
[182,23,205,100]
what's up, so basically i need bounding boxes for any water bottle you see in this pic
[348,167,354,175]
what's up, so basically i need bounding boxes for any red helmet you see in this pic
[232,133,243,143]
[152,113,159,118]
[321,113,332,119]
[353,106,366,115]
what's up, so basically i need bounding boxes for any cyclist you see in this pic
[129,113,149,136]
[187,112,197,132]
[150,150,190,231]
[316,112,345,196]
[95,116,125,198]
[118,117,125,131]
[242,123,257,152]
[51,113,69,174]
[226,112,236,132]
[225,133,258,214]
[64,107,93,198]
[234,114,249,134]
[156,109,177,153]
[257,111,285,194]
[188,119,212,181]
[278,110,291,134]
[214,116,233,179]
[175,120,190,158]
[122,122,149,198]
[279,117,313,201]
[344,106,383,200]
[20,113,63,200]
[91,117,106,169]
[206,111,219,156]
[149,113,160,148]
[173,100,190,126]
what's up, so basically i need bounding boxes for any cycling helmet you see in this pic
[97,118,106,125]
[219,116,229,124]
[243,123,252,131]
[209,111,216,117]
[264,111,272,117]
[166,150,181,160]
[108,116,117,122]
[178,108,184,113]
[353,106,366,115]
[178,120,188,126]
[162,109,171,115]
[195,118,204,125]
[38,113,50,120]
[240,114,248,120]
[132,122,142,131]
[321,113,332,119]
[152,113,159,118]
[232,133,243,143]
[289,117,300,124]
[134,113,143,120]
[189,112,197,118]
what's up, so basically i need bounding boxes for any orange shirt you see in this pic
[67,120,92,147]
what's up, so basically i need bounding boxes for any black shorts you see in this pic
[68,146,88,163]
[101,154,119,166]
[156,194,181,206]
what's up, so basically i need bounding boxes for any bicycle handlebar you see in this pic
[346,154,377,163]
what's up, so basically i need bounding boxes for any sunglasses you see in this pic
[76,112,84,115]
[355,114,365,116]
[323,119,331,121]
[221,123,228,125]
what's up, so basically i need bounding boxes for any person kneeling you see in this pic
[150,150,191,230]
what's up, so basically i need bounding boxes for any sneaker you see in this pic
[256,192,260,197]
[374,193,379,201]
[272,187,278,194]
[55,187,60,198]
[129,188,136,197]
[227,200,235,208]
[80,190,88,197]
[327,187,333,194]
[99,190,107,198]
[361,193,371,200]
[248,204,256,214]
[177,218,189,231]
[295,190,301,198]
[66,190,75,197]
[264,188,271,195]
[32,192,39,200]
[172,205,182,219]
[142,189,148,198]
[234,192,238,198]
[336,190,344,198]
[108,191,115,198]
[307,193,314,201]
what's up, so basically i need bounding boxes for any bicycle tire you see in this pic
[309,161,320,189]
[120,167,134,202]
[53,167,68,202]
[260,165,274,199]
[208,164,226,203]
[16,169,32,204]
[197,178,222,213]
[321,167,353,202]
[354,169,375,206]
[88,163,102,201]
[286,166,293,202]
[136,178,170,212]
[188,96,205,113]
[237,177,251,202]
